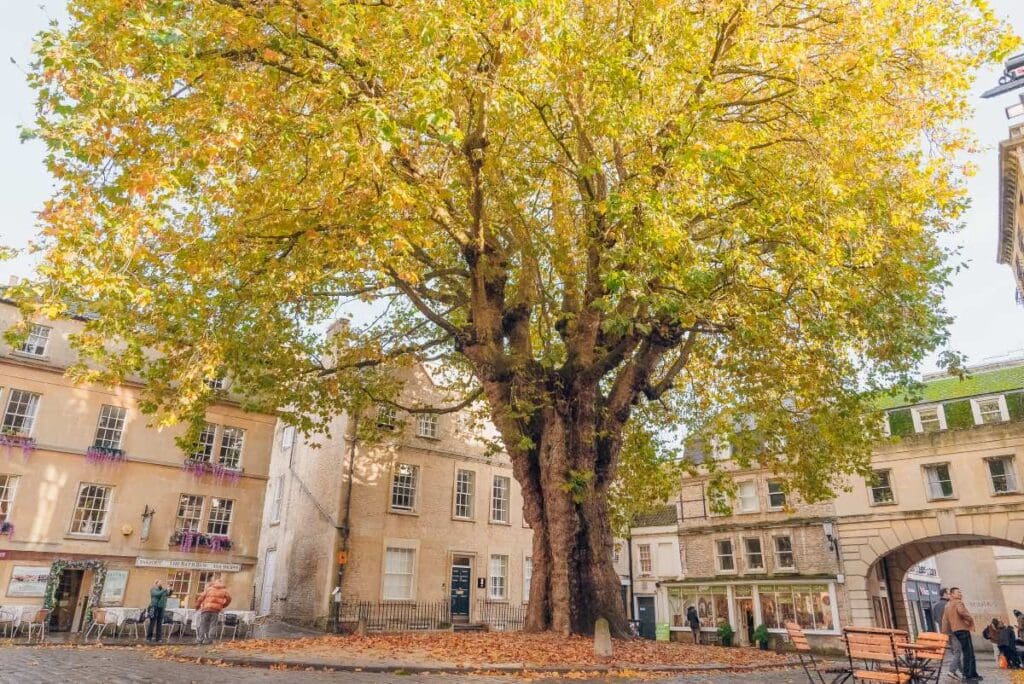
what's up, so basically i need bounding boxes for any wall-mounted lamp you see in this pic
[822,521,839,557]
[141,505,155,542]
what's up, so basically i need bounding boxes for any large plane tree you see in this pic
[23,0,1013,635]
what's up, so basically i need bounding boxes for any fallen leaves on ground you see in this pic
[215,632,792,669]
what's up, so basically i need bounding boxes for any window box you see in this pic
[170,530,233,552]
[85,445,126,464]
[0,432,35,456]
[181,457,243,485]
[0,521,13,538]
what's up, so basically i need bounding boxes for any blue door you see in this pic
[450,564,471,618]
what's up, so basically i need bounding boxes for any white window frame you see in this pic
[415,413,438,439]
[69,483,113,536]
[93,405,128,450]
[175,493,205,532]
[218,426,245,470]
[0,474,18,525]
[637,543,653,575]
[270,475,285,524]
[743,537,765,571]
[18,324,51,357]
[2,389,41,436]
[523,556,532,603]
[767,481,786,510]
[868,469,896,506]
[390,464,419,512]
[191,423,218,462]
[377,405,397,429]
[987,456,1020,495]
[971,395,1009,425]
[281,424,296,449]
[490,475,511,524]
[911,405,946,434]
[923,463,955,501]
[488,554,509,600]
[382,546,416,601]
[773,535,796,569]
[453,469,475,520]
[736,480,759,513]
[206,498,234,535]
[715,538,736,573]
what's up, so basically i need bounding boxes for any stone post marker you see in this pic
[594,617,613,657]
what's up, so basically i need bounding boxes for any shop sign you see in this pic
[135,558,241,572]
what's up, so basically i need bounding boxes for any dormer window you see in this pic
[971,395,1009,425]
[911,405,946,434]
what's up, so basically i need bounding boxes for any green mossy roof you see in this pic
[877,363,1024,410]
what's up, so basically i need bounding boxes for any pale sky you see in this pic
[1,1,1022,374]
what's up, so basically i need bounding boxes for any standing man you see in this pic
[686,606,701,645]
[941,587,980,682]
[932,587,963,680]
[146,580,173,643]
[194,574,232,645]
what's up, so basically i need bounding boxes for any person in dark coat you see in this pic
[686,606,701,645]
[146,580,173,643]
[997,621,1022,669]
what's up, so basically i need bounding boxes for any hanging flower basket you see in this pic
[0,432,35,458]
[181,457,242,485]
[0,521,13,538]
[85,445,126,465]
[170,530,233,553]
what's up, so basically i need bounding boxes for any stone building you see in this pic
[998,121,1024,304]
[0,299,275,631]
[254,364,534,628]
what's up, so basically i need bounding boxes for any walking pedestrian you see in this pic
[941,587,981,682]
[145,580,173,643]
[194,574,232,645]
[686,606,700,645]
[932,587,963,680]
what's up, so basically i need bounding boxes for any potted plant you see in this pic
[717,621,734,647]
[753,624,771,650]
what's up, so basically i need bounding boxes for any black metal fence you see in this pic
[337,600,451,632]
[476,601,527,631]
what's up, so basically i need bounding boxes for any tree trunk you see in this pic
[510,399,631,637]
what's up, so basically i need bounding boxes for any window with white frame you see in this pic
[206,498,234,535]
[377,404,397,429]
[774,535,795,569]
[383,547,415,600]
[281,425,295,449]
[523,557,532,602]
[911,405,946,433]
[736,480,758,513]
[175,494,205,531]
[415,413,438,439]
[18,324,50,357]
[988,456,1019,494]
[196,571,216,595]
[219,426,245,469]
[716,539,735,572]
[0,474,18,525]
[270,475,285,523]
[744,538,764,570]
[489,554,509,600]
[924,464,955,500]
[971,396,1008,425]
[191,423,217,462]
[454,469,475,519]
[637,543,653,574]
[767,481,786,510]
[70,483,112,536]
[204,377,227,391]
[166,570,192,597]
[390,464,419,511]
[869,469,895,505]
[2,390,40,436]
[490,475,511,523]
[93,405,127,449]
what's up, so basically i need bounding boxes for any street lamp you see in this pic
[983,52,1024,100]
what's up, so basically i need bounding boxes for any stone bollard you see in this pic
[594,617,613,657]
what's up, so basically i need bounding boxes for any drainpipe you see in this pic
[627,533,635,622]
[334,412,359,629]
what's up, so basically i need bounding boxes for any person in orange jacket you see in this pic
[194,575,232,645]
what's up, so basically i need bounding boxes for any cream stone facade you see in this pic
[255,365,534,628]
[998,122,1024,304]
[0,301,275,631]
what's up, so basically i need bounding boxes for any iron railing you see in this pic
[476,601,527,631]
[337,600,451,632]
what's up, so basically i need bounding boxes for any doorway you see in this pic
[51,569,84,632]
[636,596,656,639]
[735,597,756,646]
[450,557,472,623]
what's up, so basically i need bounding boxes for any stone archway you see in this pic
[837,506,1024,628]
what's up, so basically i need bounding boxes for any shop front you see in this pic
[664,580,842,647]
[904,579,941,637]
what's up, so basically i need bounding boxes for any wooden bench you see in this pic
[844,629,910,683]
[784,621,850,684]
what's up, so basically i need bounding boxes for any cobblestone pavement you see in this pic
[0,646,1012,684]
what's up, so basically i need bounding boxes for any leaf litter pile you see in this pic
[213,632,791,669]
